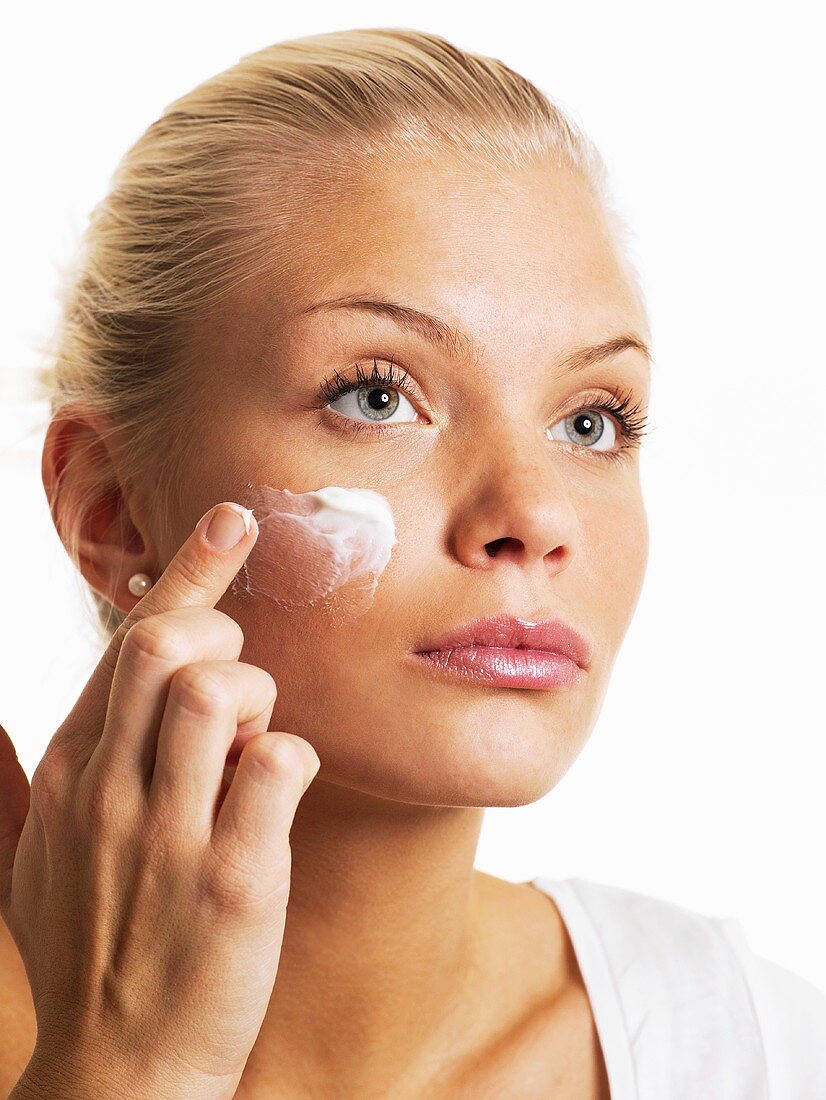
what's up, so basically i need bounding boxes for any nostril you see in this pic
[485,537,520,557]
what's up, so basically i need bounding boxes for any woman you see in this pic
[1,27,824,1099]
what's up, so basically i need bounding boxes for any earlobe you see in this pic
[127,572,154,598]
[41,407,155,613]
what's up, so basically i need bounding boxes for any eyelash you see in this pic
[311,356,651,462]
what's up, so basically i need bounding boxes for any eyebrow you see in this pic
[299,295,652,374]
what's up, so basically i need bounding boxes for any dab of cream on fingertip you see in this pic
[226,502,255,536]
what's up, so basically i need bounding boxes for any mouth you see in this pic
[409,613,592,691]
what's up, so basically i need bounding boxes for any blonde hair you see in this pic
[34,26,642,646]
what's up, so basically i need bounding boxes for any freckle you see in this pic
[230,482,398,623]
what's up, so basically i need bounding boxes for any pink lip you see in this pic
[414,613,592,666]
[410,613,592,691]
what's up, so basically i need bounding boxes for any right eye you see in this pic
[327,382,421,426]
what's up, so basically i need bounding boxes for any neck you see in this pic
[241,777,492,1094]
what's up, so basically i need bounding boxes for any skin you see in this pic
[4,146,650,1097]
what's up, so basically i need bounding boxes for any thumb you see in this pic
[0,721,31,921]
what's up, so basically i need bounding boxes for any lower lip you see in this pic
[410,646,584,690]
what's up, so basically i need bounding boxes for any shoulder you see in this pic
[534,876,826,1098]
[539,874,758,993]
[723,922,826,1098]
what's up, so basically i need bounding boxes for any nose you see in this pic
[448,437,579,576]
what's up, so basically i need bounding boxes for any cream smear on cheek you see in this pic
[230,483,398,624]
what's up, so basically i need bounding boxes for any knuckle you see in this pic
[169,552,215,598]
[162,607,245,655]
[123,616,191,668]
[243,734,301,781]
[249,666,278,706]
[169,663,236,718]
[29,754,67,811]
[210,608,245,652]
[106,609,145,665]
[202,863,255,914]
[201,845,291,915]
[112,612,138,647]
[263,668,278,696]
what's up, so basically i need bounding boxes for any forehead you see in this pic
[276,149,649,356]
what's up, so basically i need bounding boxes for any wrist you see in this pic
[10,1046,151,1100]
[9,1043,242,1100]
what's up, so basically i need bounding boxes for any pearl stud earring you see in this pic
[128,572,153,597]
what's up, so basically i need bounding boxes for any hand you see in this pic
[0,501,320,1100]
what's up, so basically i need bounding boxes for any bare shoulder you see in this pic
[0,919,37,1094]
[455,873,610,1099]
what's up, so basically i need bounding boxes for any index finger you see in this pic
[53,501,258,765]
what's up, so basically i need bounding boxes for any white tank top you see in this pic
[530,876,826,1099]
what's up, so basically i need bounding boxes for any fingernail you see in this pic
[198,503,255,551]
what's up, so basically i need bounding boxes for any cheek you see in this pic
[231,482,398,622]
[585,494,649,626]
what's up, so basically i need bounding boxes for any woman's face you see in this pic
[160,149,651,807]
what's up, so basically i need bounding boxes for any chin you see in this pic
[335,766,571,810]
[311,709,586,809]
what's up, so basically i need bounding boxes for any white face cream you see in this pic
[230,483,398,622]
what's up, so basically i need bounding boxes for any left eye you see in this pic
[328,384,419,424]
[547,409,617,452]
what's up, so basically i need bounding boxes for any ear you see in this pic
[41,407,156,614]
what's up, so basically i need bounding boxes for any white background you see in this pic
[2,1,824,990]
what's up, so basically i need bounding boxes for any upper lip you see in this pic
[414,613,593,670]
